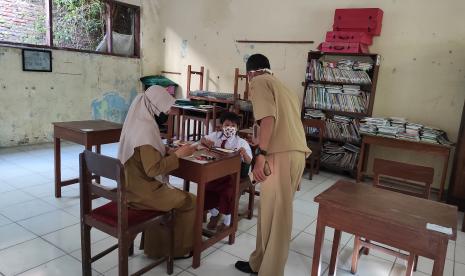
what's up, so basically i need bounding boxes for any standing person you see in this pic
[118,85,197,259]
[201,112,253,231]
[234,54,311,276]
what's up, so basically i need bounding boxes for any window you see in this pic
[0,0,47,45]
[0,0,140,57]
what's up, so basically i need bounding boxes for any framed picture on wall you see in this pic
[22,49,52,72]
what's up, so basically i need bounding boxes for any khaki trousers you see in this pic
[249,151,306,276]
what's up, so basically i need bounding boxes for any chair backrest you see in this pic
[79,150,129,229]
[302,119,326,145]
[187,65,204,96]
[373,158,434,198]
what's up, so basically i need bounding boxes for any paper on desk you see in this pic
[426,223,453,235]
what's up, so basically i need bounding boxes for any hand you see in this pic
[174,144,196,158]
[246,134,258,146]
[252,155,268,183]
[201,138,214,149]
[165,146,175,155]
[239,147,246,157]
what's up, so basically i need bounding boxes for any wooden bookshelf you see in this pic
[302,51,380,176]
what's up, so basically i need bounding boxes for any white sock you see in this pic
[223,214,231,226]
[210,208,219,217]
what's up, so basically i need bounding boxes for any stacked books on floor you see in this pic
[325,116,361,143]
[359,117,454,145]
[307,59,372,84]
[304,84,369,113]
[321,142,360,170]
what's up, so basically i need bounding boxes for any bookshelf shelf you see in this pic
[302,51,380,176]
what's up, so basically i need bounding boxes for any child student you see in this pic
[201,112,253,231]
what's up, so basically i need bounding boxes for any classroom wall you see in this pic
[0,0,161,147]
[151,0,465,189]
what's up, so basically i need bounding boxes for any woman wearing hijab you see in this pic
[118,85,196,259]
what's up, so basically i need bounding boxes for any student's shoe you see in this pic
[216,223,228,232]
[207,214,222,230]
[234,261,257,274]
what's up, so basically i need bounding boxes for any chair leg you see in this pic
[139,232,145,250]
[247,185,255,220]
[118,236,129,276]
[81,223,92,276]
[406,254,415,276]
[308,159,314,180]
[351,236,361,274]
[413,255,418,271]
[167,212,175,275]
[129,241,134,256]
[362,239,370,255]
[316,159,321,174]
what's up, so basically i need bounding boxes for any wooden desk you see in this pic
[170,149,241,268]
[357,135,452,200]
[311,180,457,276]
[53,120,122,198]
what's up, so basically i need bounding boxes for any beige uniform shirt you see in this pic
[249,74,310,155]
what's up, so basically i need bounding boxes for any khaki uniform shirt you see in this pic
[249,74,310,155]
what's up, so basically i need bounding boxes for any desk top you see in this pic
[315,180,458,239]
[362,134,454,149]
[53,120,122,133]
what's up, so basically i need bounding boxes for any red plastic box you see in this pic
[326,31,373,45]
[318,42,369,54]
[333,8,383,36]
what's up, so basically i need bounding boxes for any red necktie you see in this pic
[221,139,227,149]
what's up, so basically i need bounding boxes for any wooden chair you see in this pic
[233,68,254,129]
[351,158,435,276]
[302,119,325,180]
[79,150,175,276]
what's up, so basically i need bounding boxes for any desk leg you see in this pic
[356,141,366,183]
[328,230,341,275]
[181,117,186,141]
[205,113,210,136]
[229,172,240,245]
[94,145,101,184]
[311,216,326,276]
[183,180,190,192]
[192,180,206,268]
[439,151,450,201]
[54,137,62,198]
[406,254,415,276]
[431,240,447,276]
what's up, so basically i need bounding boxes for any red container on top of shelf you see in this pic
[325,31,373,45]
[333,8,384,36]
[318,42,369,54]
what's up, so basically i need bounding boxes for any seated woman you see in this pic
[201,112,253,231]
[118,85,197,259]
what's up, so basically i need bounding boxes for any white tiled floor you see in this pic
[0,143,464,276]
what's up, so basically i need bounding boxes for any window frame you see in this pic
[0,0,140,59]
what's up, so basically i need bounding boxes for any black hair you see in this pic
[246,54,271,72]
[220,111,241,126]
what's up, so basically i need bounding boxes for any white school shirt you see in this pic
[205,131,253,162]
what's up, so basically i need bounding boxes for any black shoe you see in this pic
[234,261,257,274]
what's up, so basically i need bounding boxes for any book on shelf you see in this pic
[306,59,372,85]
[304,84,369,113]
[321,142,359,170]
[325,115,361,144]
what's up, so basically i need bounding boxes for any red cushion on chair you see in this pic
[91,202,165,227]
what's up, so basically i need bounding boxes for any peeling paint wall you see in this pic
[154,0,465,188]
[0,0,162,147]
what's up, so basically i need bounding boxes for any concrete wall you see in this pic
[0,0,162,147]
[153,0,465,188]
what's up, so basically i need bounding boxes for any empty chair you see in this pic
[303,119,325,180]
[79,150,175,276]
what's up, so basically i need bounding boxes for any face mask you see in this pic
[223,126,237,138]
[155,112,169,125]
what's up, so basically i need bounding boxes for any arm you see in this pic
[257,116,275,152]
[139,145,179,178]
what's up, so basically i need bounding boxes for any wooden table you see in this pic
[53,120,122,198]
[357,135,453,200]
[311,180,457,276]
[170,149,241,268]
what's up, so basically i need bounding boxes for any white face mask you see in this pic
[223,126,237,138]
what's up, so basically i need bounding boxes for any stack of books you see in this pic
[305,84,369,113]
[421,127,444,144]
[307,60,372,84]
[325,116,361,143]
[304,109,326,119]
[353,61,373,71]
[321,142,359,170]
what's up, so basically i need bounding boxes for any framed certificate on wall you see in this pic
[22,49,52,72]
